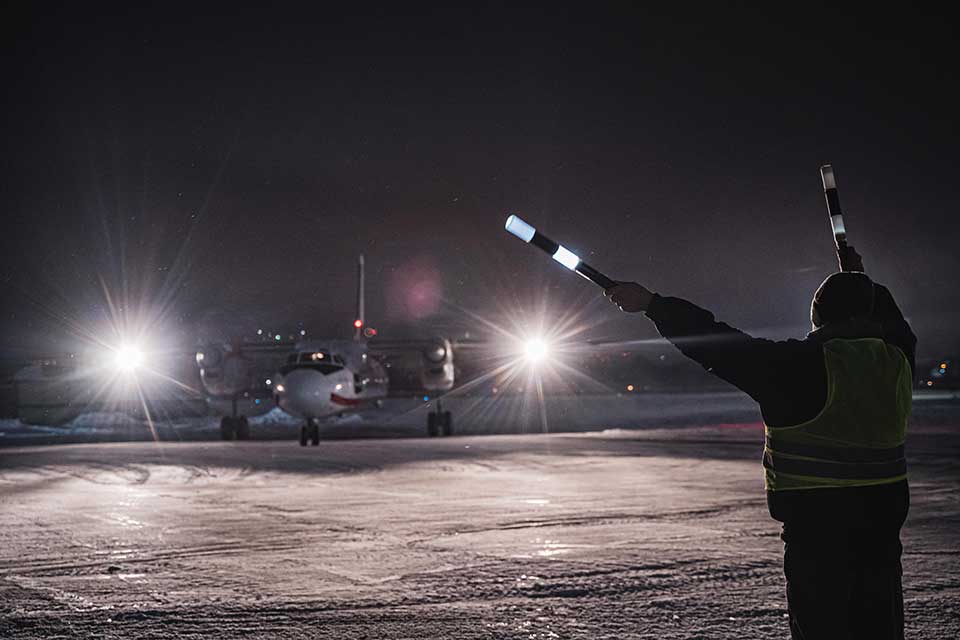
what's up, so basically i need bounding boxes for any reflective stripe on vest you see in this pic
[764,338,911,491]
[763,436,907,480]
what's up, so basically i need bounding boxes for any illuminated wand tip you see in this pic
[505,214,536,242]
[820,164,837,190]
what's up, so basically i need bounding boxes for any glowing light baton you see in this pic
[504,215,616,289]
[820,164,847,249]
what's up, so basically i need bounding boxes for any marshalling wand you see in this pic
[820,164,848,250]
[504,215,616,289]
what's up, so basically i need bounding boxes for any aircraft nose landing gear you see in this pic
[427,400,453,437]
[300,419,320,446]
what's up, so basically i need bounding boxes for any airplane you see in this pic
[194,255,457,444]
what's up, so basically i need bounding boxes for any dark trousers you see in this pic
[784,540,904,640]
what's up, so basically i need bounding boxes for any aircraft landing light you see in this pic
[114,344,144,372]
[524,338,550,364]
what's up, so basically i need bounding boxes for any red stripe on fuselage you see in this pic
[330,393,363,406]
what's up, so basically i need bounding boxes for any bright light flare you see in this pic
[113,344,144,372]
[407,283,625,437]
[524,338,550,364]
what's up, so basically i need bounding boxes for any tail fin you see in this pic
[354,254,366,341]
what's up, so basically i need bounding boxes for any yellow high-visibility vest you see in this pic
[764,338,912,491]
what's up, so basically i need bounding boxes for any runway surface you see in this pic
[1,405,958,638]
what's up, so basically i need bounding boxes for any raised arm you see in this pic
[871,283,917,375]
[605,283,821,404]
[837,245,917,374]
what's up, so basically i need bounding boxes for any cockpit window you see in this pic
[298,351,331,363]
[279,362,343,376]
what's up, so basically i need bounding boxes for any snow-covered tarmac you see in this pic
[1,395,958,638]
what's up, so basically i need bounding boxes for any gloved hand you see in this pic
[838,244,865,273]
[604,282,654,313]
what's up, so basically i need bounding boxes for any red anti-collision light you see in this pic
[354,319,363,328]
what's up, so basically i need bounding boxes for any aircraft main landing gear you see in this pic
[300,419,320,447]
[220,416,250,440]
[220,395,251,441]
[427,401,453,437]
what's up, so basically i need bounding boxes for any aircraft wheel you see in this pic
[441,411,453,437]
[220,417,235,441]
[236,416,251,440]
[310,421,320,446]
[299,424,308,447]
[427,412,438,437]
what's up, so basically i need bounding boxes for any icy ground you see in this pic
[0,402,958,638]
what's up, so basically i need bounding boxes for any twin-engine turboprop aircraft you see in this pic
[194,255,456,444]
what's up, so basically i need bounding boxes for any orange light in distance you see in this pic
[354,319,363,329]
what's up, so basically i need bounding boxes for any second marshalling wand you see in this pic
[820,164,848,250]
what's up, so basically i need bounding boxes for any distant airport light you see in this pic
[274,334,281,341]
[114,344,144,372]
[354,319,363,329]
[504,214,615,289]
[275,384,285,393]
[626,384,635,392]
[257,329,263,335]
[265,379,272,386]
[300,329,306,336]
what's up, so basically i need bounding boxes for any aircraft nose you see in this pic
[278,368,330,417]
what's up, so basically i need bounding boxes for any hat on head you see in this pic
[811,272,875,328]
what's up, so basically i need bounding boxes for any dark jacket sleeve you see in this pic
[644,294,825,416]
[870,284,917,375]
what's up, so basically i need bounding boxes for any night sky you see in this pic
[2,5,957,358]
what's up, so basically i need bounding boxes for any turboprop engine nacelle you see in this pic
[420,337,454,391]
[195,344,254,397]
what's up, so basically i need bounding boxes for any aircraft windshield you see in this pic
[298,351,331,363]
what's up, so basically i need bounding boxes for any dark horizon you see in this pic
[2,5,957,358]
